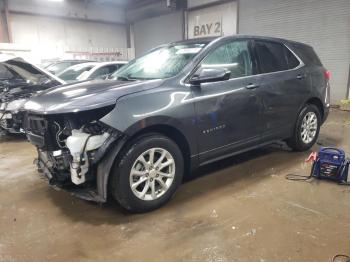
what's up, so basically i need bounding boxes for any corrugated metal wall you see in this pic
[239,0,350,102]
[133,12,183,57]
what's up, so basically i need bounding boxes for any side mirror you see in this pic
[189,67,231,85]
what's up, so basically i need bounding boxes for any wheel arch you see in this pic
[305,97,324,120]
[96,122,194,203]
[123,124,192,175]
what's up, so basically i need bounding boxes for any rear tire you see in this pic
[111,133,184,213]
[287,104,321,151]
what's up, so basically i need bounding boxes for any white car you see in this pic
[57,61,128,83]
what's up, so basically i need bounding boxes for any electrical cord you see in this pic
[285,173,313,181]
[79,135,92,165]
[332,254,350,262]
[286,157,350,185]
[285,162,316,181]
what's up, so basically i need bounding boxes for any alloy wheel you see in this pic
[300,111,318,144]
[129,148,175,201]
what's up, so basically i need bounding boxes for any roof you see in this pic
[96,61,129,66]
[171,35,312,48]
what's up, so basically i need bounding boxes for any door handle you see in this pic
[297,74,306,80]
[245,83,259,89]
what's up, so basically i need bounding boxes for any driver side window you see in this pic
[201,40,253,79]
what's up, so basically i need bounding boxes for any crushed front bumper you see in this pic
[35,151,104,202]
[33,131,127,203]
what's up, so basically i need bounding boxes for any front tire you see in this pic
[287,104,321,151]
[111,134,184,213]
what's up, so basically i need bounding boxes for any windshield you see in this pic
[46,62,72,75]
[111,43,206,80]
[58,64,95,81]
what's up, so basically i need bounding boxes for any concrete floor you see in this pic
[1,109,350,262]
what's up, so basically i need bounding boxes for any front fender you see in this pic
[99,87,198,154]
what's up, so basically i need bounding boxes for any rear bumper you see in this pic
[322,105,330,125]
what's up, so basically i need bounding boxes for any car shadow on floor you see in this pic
[0,132,26,142]
[44,134,342,225]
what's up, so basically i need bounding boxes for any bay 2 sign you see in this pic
[193,21,222,37]
[187,1,237,39]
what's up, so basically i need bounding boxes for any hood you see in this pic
[24,78,164,114]
[0,56,65,102]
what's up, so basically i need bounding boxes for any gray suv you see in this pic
[23,36,330,212]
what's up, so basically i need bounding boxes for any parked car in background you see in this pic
[0,55,65,134]
[57,61,128,83]
[44,60,93,75]
[23,36,330,212]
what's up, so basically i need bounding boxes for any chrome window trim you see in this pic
[181,40,305,87]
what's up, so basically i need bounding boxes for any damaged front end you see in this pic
[24,106,125,202]
[0,98,27,133]
[0,56,64,134]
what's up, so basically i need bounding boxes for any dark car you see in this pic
[23,35,330,212]
[0,56,65,134]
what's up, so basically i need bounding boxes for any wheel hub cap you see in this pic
[149,169,157,178]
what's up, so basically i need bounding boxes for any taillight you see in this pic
[324,70,331,80]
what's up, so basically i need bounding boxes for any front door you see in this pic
[191,39,264,164]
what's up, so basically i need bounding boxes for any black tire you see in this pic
[287,104,321,151]
[111,133,184,213]
[0,127,8,139]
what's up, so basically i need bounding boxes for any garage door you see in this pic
[133,11,183,57]
[239,0,350,102]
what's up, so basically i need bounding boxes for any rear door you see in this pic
[192,39,264,163]
[253,40,310,141]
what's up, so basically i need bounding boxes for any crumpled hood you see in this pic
[1,84,46,102]
[0,56,64,103]
[24,79,164,114]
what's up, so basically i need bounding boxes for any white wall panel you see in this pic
[11,14,127,49]
[7,0,127,62]
[9,0,125,24]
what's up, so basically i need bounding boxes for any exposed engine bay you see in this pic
[0,56,64,133]
[24,106,123,200]
[0,85,43,133]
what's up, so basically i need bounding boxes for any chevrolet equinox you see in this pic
[23,36,330,212]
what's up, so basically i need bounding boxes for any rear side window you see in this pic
[285,47,300,69]
[294,45,322,66]
[255,41,289,73]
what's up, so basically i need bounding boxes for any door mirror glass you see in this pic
[189,67,231,85]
